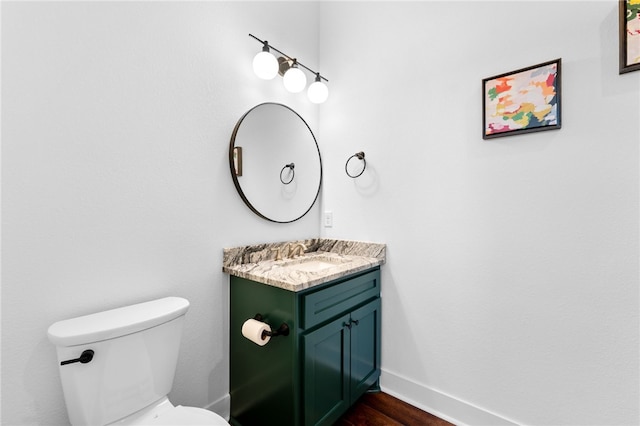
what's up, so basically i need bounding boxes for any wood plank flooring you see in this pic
[336,392,454,426]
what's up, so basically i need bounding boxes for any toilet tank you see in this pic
[47,297,190,426]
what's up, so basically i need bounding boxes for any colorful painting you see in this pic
[620,0,640,74]
[482,59,561,139]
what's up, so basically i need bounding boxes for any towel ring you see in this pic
[280,163,295,184]
[345,152,366,178]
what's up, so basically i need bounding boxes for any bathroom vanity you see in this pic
[223,239,385,426]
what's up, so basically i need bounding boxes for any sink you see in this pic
[287,259,340,272]
[279,255,349,273]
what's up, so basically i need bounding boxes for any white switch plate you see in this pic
[324,211,333,227]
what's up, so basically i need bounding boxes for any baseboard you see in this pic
[204,393,230,421]
[380,369,519,426]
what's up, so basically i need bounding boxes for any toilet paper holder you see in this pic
[253,314,290,339]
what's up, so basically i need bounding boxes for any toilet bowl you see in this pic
[47,297,230,426]
[109,397,227,425]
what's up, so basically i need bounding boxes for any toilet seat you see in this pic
[146,405,228,425]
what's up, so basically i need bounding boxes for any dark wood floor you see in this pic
[335,392,454,426]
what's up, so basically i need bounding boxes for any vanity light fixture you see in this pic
[307,73,329,104]
[249,34,329,103]
[282,60,307,93]
[252,41,279,80]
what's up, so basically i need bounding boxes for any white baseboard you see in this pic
[380,369,519,426]
[202,375,517,425]
[204,393,230,421]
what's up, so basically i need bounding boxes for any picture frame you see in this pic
[619,0,640,74]
[482,59,561,140]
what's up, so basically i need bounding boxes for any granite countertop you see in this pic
[223,239,386,292]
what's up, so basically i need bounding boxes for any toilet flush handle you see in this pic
[60,349,94,366]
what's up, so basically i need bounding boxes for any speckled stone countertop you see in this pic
[223,239,386,291]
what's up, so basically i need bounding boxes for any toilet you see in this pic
[47,297,229,425]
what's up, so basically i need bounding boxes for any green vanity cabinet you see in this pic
[302,298,381,425]
[229,267,381,426]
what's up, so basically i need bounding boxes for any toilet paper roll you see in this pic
[242,318,272,346]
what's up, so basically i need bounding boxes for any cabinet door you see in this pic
[302,313,351,426]
[349,298,381,402]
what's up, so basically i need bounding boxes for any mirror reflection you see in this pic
[229,103,322,223]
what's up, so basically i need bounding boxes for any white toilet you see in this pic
[47,297,229,425]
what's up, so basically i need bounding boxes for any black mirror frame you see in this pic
[228,102,323,223]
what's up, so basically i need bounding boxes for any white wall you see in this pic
[3,2,639,426]
[319,1,639,425]
[1,2,320,425]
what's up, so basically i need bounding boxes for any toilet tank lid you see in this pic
[47,297,190,347]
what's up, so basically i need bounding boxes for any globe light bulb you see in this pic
[307,75,329,104]
[252,50,278,80]
[283,65,307,93]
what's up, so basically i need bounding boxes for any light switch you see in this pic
[324,211,333,227]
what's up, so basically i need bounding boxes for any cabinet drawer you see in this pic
[302,269,380,329]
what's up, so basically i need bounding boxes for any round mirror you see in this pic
[229,103,322,223]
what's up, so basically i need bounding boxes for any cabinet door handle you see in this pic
[351,319,359,326]
[343,322,352,329]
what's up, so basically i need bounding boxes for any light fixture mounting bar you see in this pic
[249,34,328,82]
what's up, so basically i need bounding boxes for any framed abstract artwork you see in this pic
[482,59,561,140]
[620,0,640,74]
